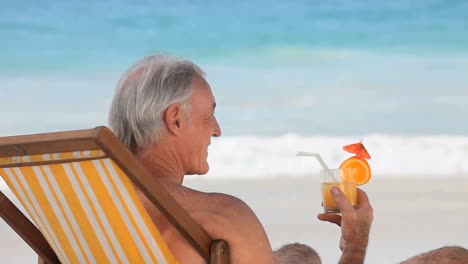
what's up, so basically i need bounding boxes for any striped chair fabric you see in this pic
[0,150,177,264]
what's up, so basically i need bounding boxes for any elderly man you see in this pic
[108,54,373,263]
[108,54,466,263]
[108,54,372,263]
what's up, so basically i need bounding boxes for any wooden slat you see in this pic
[94,126,214,262]
[0,191,60,264]
[0,128,100,158]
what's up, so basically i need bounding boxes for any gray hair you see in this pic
[109,54,205,148]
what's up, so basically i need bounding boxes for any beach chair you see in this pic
[0,126,229,264]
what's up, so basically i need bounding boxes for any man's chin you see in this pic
[186,165,209,176]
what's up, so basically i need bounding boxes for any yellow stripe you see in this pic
[103,160,156,262]
[108,161,178,263]
[18,166,79,263]
[91,159,147,263]
[20,166,80,263]
[39,166,89,262]
[100,159,154,262]
[79,161,140,263]
[0,168,39,223]
[46,164,104,263]
[0,168,36,220]
[69,162,122,263]
[1,168,68,262]
[0,154,178,264]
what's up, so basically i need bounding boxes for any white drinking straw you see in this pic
[296,152,330,170]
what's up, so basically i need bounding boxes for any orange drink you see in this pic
[321,168,357,214]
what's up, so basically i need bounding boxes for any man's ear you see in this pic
[164,103,184,134]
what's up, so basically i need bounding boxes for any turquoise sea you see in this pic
[1,0,468,178]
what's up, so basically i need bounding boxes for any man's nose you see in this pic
[213,118,222,137]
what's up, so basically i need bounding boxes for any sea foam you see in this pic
[2,134,468,192]
[205,134,468,179]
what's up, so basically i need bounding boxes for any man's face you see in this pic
[180,76,221,175]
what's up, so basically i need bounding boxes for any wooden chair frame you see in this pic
[0,126,229,264]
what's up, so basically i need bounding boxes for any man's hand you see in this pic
[317,188,373,264]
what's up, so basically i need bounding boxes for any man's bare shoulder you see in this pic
[178,186,276,263]
[177,185,256,221]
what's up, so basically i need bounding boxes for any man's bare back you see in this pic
[138,182,277,263]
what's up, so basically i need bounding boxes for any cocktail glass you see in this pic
[321,168,357,214]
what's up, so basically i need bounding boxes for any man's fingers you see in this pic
[330,187,354,213]
[317,213,342,226]
[356,188,374,223]
[356,188,372,209]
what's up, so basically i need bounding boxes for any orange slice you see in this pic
[339,156,372,185]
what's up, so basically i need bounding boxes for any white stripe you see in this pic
[94,159,154,263]
[33,166,87,264]
[42,166,96,263]
[103,159,167,263]
[71,162,129,263]
[43,154,51,161]
[7,168,69,263]
[93,160,138,263]
[63,163,118,263]
[3,169,59,258]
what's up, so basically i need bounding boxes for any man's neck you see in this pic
[135,140,186,185]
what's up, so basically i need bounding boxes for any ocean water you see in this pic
[1,0,468,181]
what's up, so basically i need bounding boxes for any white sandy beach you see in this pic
[2,176,468,264]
